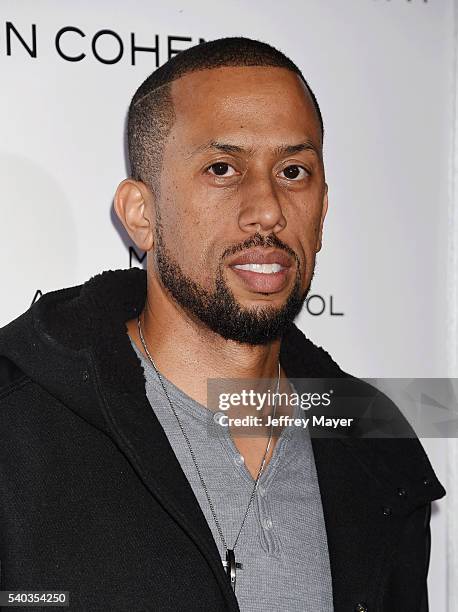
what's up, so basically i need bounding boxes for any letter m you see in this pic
[129,246,146,268]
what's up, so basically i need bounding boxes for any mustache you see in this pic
[222,231,300,267]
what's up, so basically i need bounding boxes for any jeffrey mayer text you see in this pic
[218,415,354,428]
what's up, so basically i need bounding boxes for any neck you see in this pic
[126,281,288,410]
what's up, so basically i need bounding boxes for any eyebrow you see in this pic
[188,139,320,158]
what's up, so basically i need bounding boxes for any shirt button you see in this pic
[423,477,431,486]
[263,517,273,530]
[354,603,368,612]
[397,487,407,497]
[382,506,392,517]
[234,454,244,466]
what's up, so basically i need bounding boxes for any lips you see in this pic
[228,248,293,294]
[229,249,292,268]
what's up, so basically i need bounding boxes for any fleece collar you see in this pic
[0,265,348,454]
[22,266,347,408]
[32,267,346,376]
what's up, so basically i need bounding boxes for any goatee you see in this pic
[154,224,312,345]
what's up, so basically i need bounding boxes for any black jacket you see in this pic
[0,268,446,612]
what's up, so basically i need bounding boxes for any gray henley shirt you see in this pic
[130,336,334,611]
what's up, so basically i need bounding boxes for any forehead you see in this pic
[168,66,321,150]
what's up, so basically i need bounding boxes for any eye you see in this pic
[206,162,237,177]
[279,165,309,180]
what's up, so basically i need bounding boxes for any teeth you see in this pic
[234,263,284,274]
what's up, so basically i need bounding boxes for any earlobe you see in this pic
[114,178,155,252]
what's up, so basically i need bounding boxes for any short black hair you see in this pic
[127,36,324,193]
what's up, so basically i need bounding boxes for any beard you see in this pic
[153,220,312,346]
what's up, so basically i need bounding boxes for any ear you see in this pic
[114,178,155,252]
[315,184,328,253]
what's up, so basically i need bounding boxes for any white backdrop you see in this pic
[1,0,455,608]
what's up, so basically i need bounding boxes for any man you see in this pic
[0,37,446,611]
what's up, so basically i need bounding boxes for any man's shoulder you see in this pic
[282,323,421,435]
[0,267,143,393]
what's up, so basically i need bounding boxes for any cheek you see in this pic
[156,191,226,276]
[294,205,321,244]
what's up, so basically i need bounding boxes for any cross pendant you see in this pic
[222,549,243,591]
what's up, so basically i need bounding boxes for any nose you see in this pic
[237,169,287,235]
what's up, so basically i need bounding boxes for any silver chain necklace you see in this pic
[137,315,280,592]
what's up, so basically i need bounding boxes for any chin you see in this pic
[236,293,288,308]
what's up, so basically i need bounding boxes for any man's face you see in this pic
[150,65,327,345]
